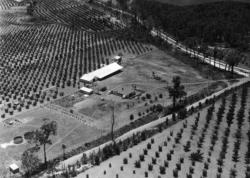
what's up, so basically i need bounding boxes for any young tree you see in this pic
[62,144,66,160]
[32,120,57,167]
[21,150,41,177]
[168,76,186,110]
[224,49,243,75]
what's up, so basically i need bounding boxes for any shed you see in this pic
[113,56,122,64]
[80,86,93,94]
[9,163,19,174]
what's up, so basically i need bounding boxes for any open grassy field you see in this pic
[77,84,250,178]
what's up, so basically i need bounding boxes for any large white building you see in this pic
[80,62,123,83]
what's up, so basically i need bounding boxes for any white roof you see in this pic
[80,86,93,93]
[9,163,19,171]
[81,63,123,82]
[114,56,121,60]
[81,74,95,82]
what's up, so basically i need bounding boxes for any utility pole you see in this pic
[111,102,115,144]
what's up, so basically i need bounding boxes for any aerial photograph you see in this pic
[0,0,250,177]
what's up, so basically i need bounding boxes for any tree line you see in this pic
[130,0,250,51]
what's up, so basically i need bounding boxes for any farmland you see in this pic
[0,44,226,174]
[77,83,250,178]
[0,0,152,121]
[0,0,248,177]
[54,49,228,132]
[0,0,156,174]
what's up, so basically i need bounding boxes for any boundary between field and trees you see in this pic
[93,0,250,77]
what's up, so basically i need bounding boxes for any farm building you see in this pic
[9,163,19,174]
[80,62,123,83]
[113,55,122,64]
[80,86,93,94]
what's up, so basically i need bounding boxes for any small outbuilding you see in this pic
[9,163,19,174]
[113,56,122,64]
[80,86,93,94]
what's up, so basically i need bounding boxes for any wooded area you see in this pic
[131,0,250,50]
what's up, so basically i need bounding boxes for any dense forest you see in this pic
[130,0,250,50]
[152,0,250,6]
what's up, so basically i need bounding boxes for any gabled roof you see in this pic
[80,62,123,82]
